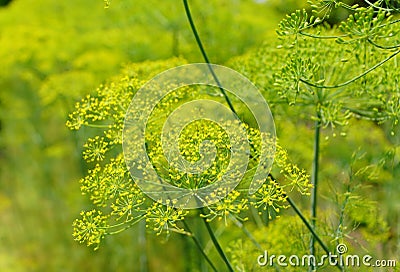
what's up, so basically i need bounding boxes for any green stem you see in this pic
[84,123,111,128]
[105,216,145,235]
[300,50,400,89]
[182,220,218,272]
[299,31,348,39]
[229,215,263,250]
[183,1,342,271]
[285,194,328,255]
[364,0,400,12]
[309,117,321,271]
[289,197,344,272]
[183,0,237,116]
[230,215,282,271]
[202,218,234,272]
[335,182,351,243]
[367,39,400,50]
[139,220,149,272]
[268,174,344,271]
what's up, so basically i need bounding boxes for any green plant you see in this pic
[66,0,399,271]
[67,58,312,269]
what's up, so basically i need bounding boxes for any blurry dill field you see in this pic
[1,0,399,272]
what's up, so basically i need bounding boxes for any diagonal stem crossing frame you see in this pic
[182,0,344,270]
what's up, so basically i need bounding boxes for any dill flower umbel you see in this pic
[83,136,109,162]
[145,201,188,235]
[67,59,312,249]
[251,177,288,220]
[72,210,109,250]
[201,190,249,223]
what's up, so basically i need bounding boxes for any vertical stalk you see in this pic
[139,220,149,272]
[203,218,234,272]
[309,117,321,271]
[182,231,193,272]
[183,0,237,115]
[362,40,368,91]
[271,175,344,271]
[197,220,208,272]
[183,220,219,272]
[182,1,342,271]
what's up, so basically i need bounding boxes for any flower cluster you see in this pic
[72,210,108,250]
[83,136,109,162]
[145,118,233,190]
[274,143,312,195]
[201,190,249,223]
[79,154,136,207]
[145,202,188,235]
[271,2,400,133]
[250,177,288,220]
[68,59,312,249]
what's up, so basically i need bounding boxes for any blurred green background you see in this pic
[0,0,398,271]
[0,0,282,271]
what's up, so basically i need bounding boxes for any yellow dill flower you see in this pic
[251,177,289,220]
[274,143,313,195]
[72,210,109,250]
[111,189,146,221]
[80,155,134,207]
[83,136,109,162]
[145,202,188,235]
[67,59,312,249]
[201,190,249,224]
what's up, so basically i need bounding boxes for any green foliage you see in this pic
[67,0,399,269]
[1,0,399,270]
[227,216,314,272]
[229,0,399,268]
